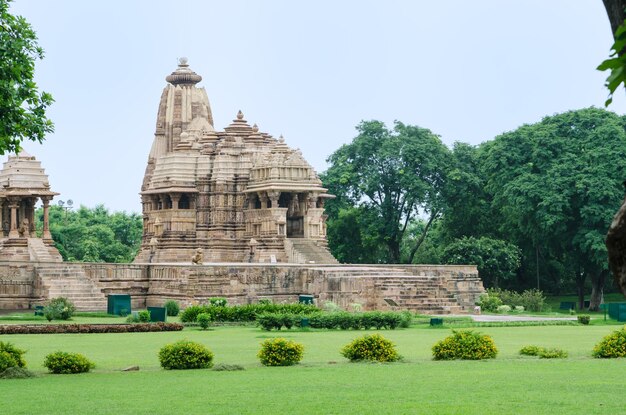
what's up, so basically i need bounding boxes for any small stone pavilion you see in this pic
[0,152,61,261]
[135,59,336,264]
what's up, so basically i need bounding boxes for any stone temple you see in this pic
[0,59,484,313]
[135,58,336,264]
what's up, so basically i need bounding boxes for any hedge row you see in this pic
[180,303,320,323]
[257,311,411,331]
[0,322,184,335]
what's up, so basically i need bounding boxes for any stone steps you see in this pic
[36,265,107,311]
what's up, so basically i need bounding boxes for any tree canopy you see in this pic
[322,120,450,263]
[36,205,142,263]
[0,0,53,154]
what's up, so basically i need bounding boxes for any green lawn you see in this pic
[1,325,625,414]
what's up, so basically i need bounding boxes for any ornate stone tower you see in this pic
[136,59,336,264]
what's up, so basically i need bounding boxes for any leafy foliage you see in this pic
[44,351,94,374]
[158,340,214,370]
[43,297,76,321]
[0,0,54,154]
[257,338,304,366]
[0,367,36,378]
[441,236,521,288]
[197,313,211,330]
[479,288,546,312]
[179,302,319,323]
[257,311,407,331]
[0,341,25,372]
[323,120,450,263]
[519,345,567,359]
[37,205,142,263]
[519,345,542,356]
[592,327,626,358]
[598,17,626,106]
[578,315,591,325]
[341,333,401,362]
[163,300,180,317]
[432,330,498,360]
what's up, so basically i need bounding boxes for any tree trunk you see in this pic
[603,0,626,35]
[576,270,586,311]
[407,210,438,264]
[589,271,607,312]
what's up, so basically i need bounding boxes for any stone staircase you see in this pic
[285,238,338,264]
[35,264,107,311]
[318,266,465,314]
[28,238,62,262]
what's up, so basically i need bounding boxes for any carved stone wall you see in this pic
[0,261,483,314]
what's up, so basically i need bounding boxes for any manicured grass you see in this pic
[1,325,625,414]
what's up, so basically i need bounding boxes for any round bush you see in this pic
[519,345,542,356]
[538,348,567,359]
[593,327,626,358]
[159,340,214,370]
[0,351,18,372]
[577,315,591,325]
[164,300,180,317]
[258,338,304,366]
[432,330,497,360]
[197,312,212,330]
[0,341,26,370]
[43,297,76,321]
[44,351,95,374]
[341,333,400,362]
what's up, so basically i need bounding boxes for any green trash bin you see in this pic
[34,305,44,316]
[147,306,167,322]
[107,294,131,316]
[430,318,444,327]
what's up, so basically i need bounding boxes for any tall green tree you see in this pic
[480,108,626,309]
[0,0,53,153]
[441,236,521,289]
[36,205,142,263]
[323,120,450,263]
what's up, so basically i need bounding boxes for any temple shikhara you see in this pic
[135,58,336,264]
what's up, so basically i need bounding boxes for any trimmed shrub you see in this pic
[164,300,180,317]
[209,297,228,307]
[159,340,214,370]
[43,297,76,321]
[513,306,525,313]
[593,327,626,358]
[0,367,36,379]
[179,303,319,323]
[341,333,400,363]
[578,315,591,325]
[519,345,542,356]
[0,342,26,370]
[0,322,183,335]
[476,294,502,312]
[138,310,151,323]
[539,348,568,359]
[197,312,212,330]
[258,338,304,366]
[44,351,95,374]
[432,330,497,360]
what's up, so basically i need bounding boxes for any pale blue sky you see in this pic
[9,0,623,213]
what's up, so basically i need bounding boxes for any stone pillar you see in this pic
[171,193,181,210]
[259,192,269,209]
[8,198,19,238]
[42,197,52,239]
[268,191,280,209]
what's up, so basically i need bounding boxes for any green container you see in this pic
[34,305,44,316]
[607,303,626,322]
[107,294,131,316]
[147,306,167,322]
[430,318,444,326]
[299,294,314,305]
[300,318,310,328]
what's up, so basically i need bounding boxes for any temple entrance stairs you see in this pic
[35,265,107,311]
[319,266,463,314]
[285,238,338,264]
[28,238,62,262]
